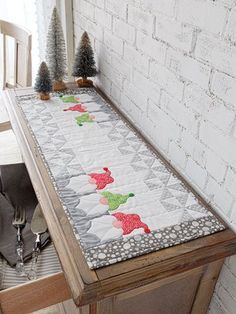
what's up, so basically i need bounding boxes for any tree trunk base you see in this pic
[39,93,50,100]
[53,80,67,91]
[76,78,93,88]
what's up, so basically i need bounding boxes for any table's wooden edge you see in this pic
[80,229,236,305]
[2,90,96,304]
[4,86,236,307]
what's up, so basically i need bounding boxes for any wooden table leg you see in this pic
[191,259,224,314]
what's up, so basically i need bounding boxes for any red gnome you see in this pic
[88,167,114,190]
[63,104,87,112]
[112,212,151,235]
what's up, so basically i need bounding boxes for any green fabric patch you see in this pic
[76,113,94,126]
[61,95,78,103]
[101,192,134,210]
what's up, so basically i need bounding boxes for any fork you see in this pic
[12,207,26,276]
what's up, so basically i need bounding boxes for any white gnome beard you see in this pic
[77,193,109,217]
[67,175,96,195]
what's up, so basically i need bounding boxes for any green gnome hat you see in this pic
[101,191,134,211]
[60,95,79,103]
[76,113,94,126]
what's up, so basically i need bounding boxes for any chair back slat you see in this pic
[0,20,32,89]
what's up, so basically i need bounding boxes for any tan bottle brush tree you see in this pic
[72,31,97,87]
[34,62,53,100]
[46,7,67,91]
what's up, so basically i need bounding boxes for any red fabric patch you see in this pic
[63,104,87,112]
[112,212,151,235]
[88,167,114,190]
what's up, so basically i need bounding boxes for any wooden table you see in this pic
[1,86,236,314]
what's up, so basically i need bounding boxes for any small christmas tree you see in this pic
[72,31,97,87]
[46,7,67,91]
[34,62,53,100]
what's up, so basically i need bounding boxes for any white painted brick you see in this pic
[96,73,111,95]
[206,151,227,183]
[185,158,208,189]
[148,99,181,143]
[141,117,161,148]
[193,141,207,168]
[195,33,236,78]
[225,167,236,197]
[140,0,176,17]
[106,0,127,20]
[95,7,112,29]
[124,44,149,75]
[99,58,123,88]
[95,40,112,64]
[123,79,148,111]
[150,62,185,101]
[184,84,211,114]
[169,141,187,170]
[181,130,197,157]
[206,176,234,215]
[111,53,132,80]
[79,0,95,21]
[160,92,199,135]
[225,8,236,43]
[200,121,236,168]
[136,31,166,64]
[120,93,143,125]
[166,48,211,89]
[181,131,207,167]
[128,5,154,34]
[177,0,227,35]
[110,83,121,103]
[75,14,103,41]
[211,71,236,107]
[113,18,135,44]
[104,30,123,56]
[204,101,235,134]
[218,0,236,8]
[155,13,193,52]
[132,69,161,103]
[87,0,104,9]
[184,83,235,133]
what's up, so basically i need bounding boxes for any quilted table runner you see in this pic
[16,88,225,269]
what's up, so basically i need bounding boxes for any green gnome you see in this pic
[76,113,95,126]
[60,95,79,103]
[100,192,135,211]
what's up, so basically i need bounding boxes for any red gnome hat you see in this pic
[112,212,151,235]
[88,167,114,190]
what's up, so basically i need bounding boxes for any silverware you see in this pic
[28,204,47,280]
[12,207,26,276]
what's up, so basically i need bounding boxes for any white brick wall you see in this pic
[73,0,236,312]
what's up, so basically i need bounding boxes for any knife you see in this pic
[28,204,47,280]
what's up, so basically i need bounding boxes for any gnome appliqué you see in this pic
[112,212,151,235]
[100,191,134,211]
[88,167,114,190]
[66,168,114,195]
[60,95,80,103]
[64,104,87,112]
[76,113,95,126]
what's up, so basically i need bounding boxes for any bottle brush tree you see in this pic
[46,6,67,91]
[34,61,53,100]
[72,31,97,87]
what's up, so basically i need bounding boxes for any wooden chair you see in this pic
[0,20,32,133]
[0,20,31,163]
